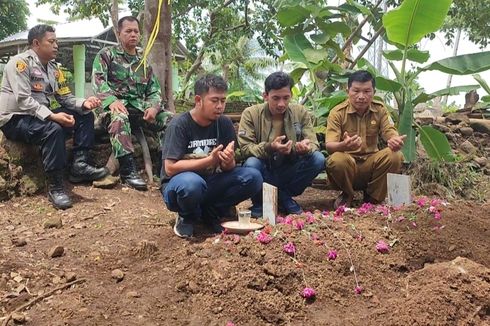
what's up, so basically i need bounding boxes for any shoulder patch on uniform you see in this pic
[238,130,246,136]
[57,87,71,95]
[16,60,27,73]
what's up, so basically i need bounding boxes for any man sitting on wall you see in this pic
[0,24,108,209]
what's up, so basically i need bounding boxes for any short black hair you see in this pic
[194,74,228,96]
[264,71,294,94]
[348,70,375,89]
[117,16,140,31]
[28,24,55,46]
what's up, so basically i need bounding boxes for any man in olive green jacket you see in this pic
[238,71,325,216]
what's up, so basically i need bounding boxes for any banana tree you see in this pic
[380,0,490,162]
[277,0,379,117]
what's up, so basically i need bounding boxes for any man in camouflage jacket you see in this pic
[92,16,171,190]
[0,24,108,209]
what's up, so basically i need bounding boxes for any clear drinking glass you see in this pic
[238,209,251,225]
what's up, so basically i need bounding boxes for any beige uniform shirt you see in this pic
[325,99,399,158]
[0,49,85,127]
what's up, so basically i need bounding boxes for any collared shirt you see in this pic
[92,46,162,112]
[238,102,320,160]
[0,49,84,127]
[325,99,399,158]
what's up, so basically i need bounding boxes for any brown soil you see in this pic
[0,185,489,326]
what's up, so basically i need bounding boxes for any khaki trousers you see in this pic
[326,148,403,202]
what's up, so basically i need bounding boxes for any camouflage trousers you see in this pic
[108,109,172,158]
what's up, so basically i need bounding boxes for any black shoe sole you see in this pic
[48,198,73,210]
[69,169,109,183]
[121,181,148,191]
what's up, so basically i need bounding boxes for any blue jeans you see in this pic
[162,167,262,222]
[243,151,325,207]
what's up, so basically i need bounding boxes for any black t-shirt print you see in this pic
[161,112,236,181]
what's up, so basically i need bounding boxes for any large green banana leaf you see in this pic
[412,85,480,105]
[383,49,430,64]
[421,51,490,75]
[382,0,451,47]
[419,126,455,162]
[473,74,490,95]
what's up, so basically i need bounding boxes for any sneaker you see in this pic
[201,205,227,233]
[279,197,303,215]
[173,216,194,238]
[203,217,224,234]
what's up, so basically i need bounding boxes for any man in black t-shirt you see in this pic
[161,75,263,238]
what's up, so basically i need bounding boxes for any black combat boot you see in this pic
[46,170,72,210]
[69,150,109,183]
[118,154,147,190]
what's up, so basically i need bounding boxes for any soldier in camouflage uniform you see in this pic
[92,16,171,190]
[0,25,108,210]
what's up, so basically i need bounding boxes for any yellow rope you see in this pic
[136,0,167,73]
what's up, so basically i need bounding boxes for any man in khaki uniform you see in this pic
[326,70,405,208]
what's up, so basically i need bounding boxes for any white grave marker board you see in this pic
[387,173,411,206]
[263,183,277,225]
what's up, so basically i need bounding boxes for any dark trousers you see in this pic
[162,167,263,222]
[0,108,95,172]
[243,151,325,207]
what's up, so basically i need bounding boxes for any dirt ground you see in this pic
[0,183,489,326]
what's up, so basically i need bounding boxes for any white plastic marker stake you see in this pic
[263,183,277,225]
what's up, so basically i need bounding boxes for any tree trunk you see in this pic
[442,28,462,105]
[144,0,175,112]
[110,0,119,42]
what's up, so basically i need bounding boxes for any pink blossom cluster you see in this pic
[416,196,428,207]
[375,240,390,254]
[283,242,296,255]
[334,205,346,220]
[301,287,316,299]
[225,322,236,326]
[305,211,316,224]
[293,219,305,230]
[256,231,273,244]
[428,205,442,220]
[375,205,390,216]
[357,202,375,215]
[354,285,363,294]
[327,249,338,261]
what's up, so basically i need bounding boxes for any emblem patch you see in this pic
[371,120,376,125]
[15,60,27,73]
[32,83,43,91]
